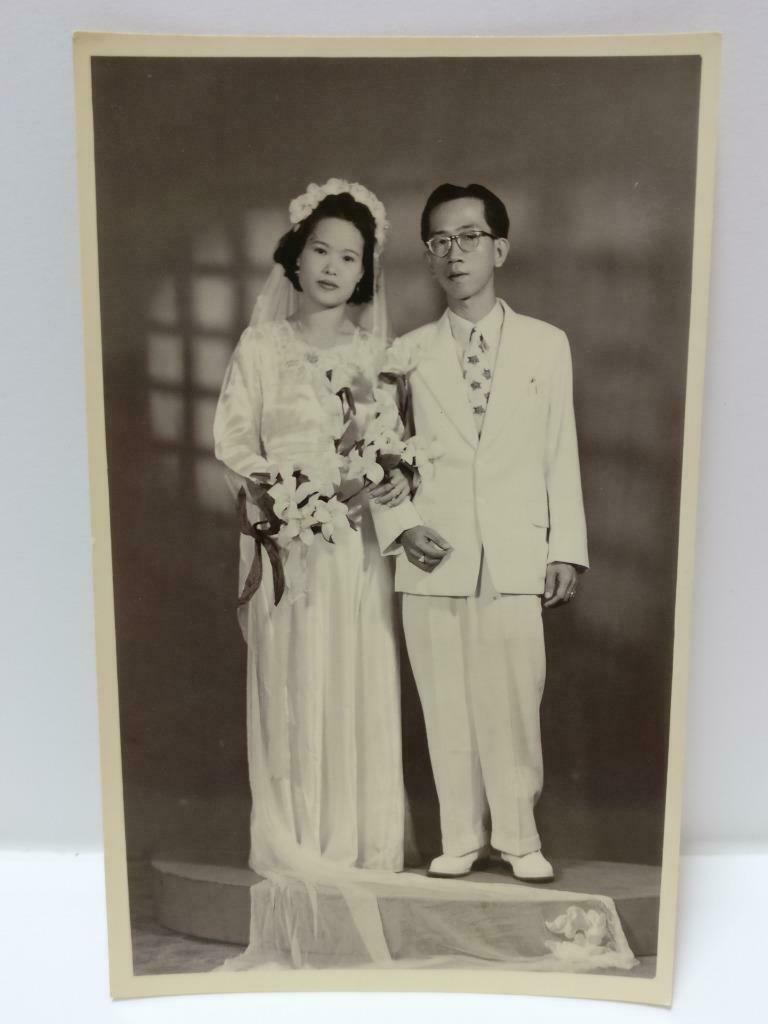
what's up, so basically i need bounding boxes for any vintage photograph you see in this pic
[75,34,719,1004]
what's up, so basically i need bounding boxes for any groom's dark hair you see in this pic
[420,183,510,243]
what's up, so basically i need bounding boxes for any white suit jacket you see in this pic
[371,300,589,596]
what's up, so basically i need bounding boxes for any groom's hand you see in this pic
[368,467,411,508]
[543,562,579,608]
[398,526,452,573]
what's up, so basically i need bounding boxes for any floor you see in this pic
[130,861,243,974]
[129,860,657,978]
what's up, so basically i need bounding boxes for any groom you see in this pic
[374,183,588,882]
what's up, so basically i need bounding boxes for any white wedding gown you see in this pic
[215,319,405,873]
[213,320,637,972]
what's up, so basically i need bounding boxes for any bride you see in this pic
[213,179,636,972]
[214,179,410,876]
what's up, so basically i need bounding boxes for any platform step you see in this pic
[151,857,660,956]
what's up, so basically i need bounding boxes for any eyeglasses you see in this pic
[425,230,498,258]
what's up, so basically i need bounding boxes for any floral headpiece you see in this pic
[288,178,389,250]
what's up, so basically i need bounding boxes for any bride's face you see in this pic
[296,217,365,310]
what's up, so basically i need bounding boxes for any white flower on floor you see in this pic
[544,905,611,963]
[547,905,609,945]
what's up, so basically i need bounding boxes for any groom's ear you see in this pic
[494,237,510,268]
[423,248,437,277]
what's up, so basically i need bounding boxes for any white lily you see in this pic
[379,334,428,377]
[312,496,353,542]
[268,467,318,521]
[402,435,443,481]
[346,444,385,485]
[370,387,400,431]
[276,493,319,547]
[371,427,405,458]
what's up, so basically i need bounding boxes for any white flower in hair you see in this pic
[288,177,390,249]
[288,196,316,225]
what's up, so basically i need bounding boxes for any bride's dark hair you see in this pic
[274,192,377,305]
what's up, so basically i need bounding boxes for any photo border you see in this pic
[74,30,721,1006]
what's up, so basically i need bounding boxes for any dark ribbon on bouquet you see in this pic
[236,487,286,607]
[325,369,357,420]
[336,386,357,419]
[379,371,413,435]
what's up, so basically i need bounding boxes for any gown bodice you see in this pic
[214,318,386,500]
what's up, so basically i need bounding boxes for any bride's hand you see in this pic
[368,467,411,508]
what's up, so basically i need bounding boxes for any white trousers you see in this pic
[402,588,546,857]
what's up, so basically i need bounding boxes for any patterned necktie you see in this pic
[462,327,493,435]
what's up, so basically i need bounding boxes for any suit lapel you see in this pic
[479,302,531,447]
[416,311,479,449]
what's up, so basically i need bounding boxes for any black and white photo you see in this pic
[74,32,719,1005]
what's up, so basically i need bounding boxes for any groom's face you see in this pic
[425,197,508,303]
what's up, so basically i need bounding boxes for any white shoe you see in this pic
[501,850,554,883]
[427,848,490,878]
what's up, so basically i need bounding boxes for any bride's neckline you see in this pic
[285,318,361,353]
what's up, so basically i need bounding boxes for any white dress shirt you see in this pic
[447,299,505,373]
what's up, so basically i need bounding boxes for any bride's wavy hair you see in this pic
[274,193,377,305]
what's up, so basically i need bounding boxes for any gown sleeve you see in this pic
[213,326,274,495]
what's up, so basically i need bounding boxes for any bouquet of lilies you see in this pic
[237,462,354,607]
[236,373,440,608]
[343,387,442,488]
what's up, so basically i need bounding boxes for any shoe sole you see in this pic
[426,855,491,879]
[426,869,472,878]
